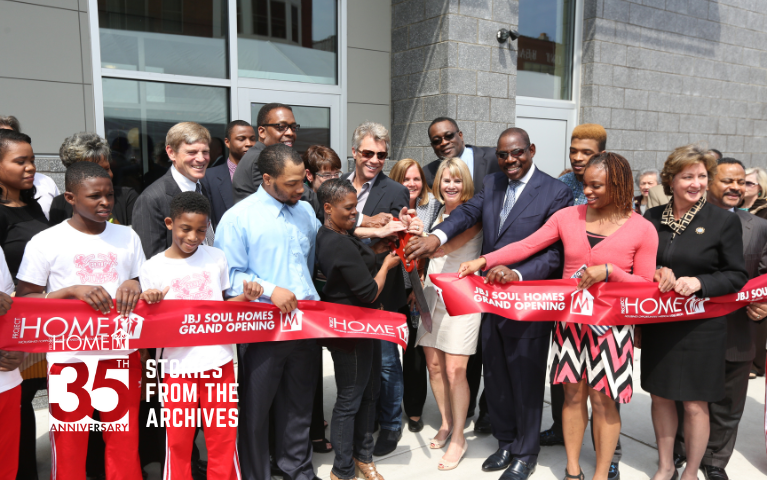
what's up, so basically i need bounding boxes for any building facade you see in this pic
[1,0,765,192]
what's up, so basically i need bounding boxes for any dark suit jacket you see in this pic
[435,167,573,338]
[201,163,234,231]
[644,203,748,299]
[231,142,266,204]
[132,169,201,258]
[423,145,501,192]
[726,209,767,362]
[341,171,410,312]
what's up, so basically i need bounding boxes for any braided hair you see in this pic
[584,152,634,215]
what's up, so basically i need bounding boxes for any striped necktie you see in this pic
[498,180,520,235]
[195,183,215,246]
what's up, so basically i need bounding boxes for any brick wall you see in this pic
[580,0,767,173]
[390,0,519,167]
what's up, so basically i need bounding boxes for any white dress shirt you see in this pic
[170,165,199,192]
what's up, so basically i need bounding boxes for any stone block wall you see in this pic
[390,0,519,166]
[581,0,767,173]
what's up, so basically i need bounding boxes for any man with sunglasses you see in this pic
[423,117,501,192]
[341,121,412,456]
[232,103,300,203]
[406,128,573,480]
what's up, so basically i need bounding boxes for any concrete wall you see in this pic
[347,0,391,165]
[580,0,767,173]
[389,0,518,169]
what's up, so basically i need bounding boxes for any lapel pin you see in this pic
[695,227,705,234]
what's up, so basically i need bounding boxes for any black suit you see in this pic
[435,167,573,462]
[132,169,183,258]
[232,142,266,204]
[201,162,234,231]
[423,145,501,192]
[675,209,767,468]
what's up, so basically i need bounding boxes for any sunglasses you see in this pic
[746,181,758,188]
[496,147,528,159]
[357,149,387,160]
[262,123,300,133]
[430,131,458,146]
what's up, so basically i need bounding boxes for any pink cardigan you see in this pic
[483,205,658,282]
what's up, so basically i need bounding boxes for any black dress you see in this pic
[48,186,138,226]
[0,201,49,282]
[642,203,748,401]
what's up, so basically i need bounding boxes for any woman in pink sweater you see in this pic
[459,153,659,480]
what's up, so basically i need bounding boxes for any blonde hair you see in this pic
[661,144,717,196]
[389,159,429,207]
[432,158,474,204]
[571,123,607,151]
[165,122,211,152]
[746,167,767,200]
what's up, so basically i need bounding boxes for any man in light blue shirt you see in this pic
[215,143,322,480]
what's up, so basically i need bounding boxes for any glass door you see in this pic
[237,89,342,161]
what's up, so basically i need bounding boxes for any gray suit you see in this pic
[231,141,266,204]
[676,209,767,468]
[132,169,182,258]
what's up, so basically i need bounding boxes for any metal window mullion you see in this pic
[100,69,232,88]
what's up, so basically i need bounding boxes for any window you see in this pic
[517,0,576,100]
[237,0,338,85]
[250,103,330,156]
[102,79,228,191]
[98,0,229,79]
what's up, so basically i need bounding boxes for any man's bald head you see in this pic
[498,128,531,149]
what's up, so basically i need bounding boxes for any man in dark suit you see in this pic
[201,120,256,230]
[423,117,501,191]
[133,121,213,258]
[674,158,767,480]
[342,121,410,456]
[406,128,573,480]
[232,103,297,203]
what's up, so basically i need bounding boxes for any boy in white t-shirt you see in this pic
[0,247,24,479]
[139,192,262,480]
[16,162,146,480]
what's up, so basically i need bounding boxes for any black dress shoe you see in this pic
[474,411,492,434]
[373,428,402,456]
[701,465,729,480]
[607,462,620,480]
[482,448,512,472]
[499,459,536,480]
[408,417,424,432]
[540,427,565,446]
[674,453,686,469]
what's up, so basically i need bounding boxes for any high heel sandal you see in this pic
[437,440,468,471]
[563,467,584,480]
[429,428,453,449]
[354,459,385,480]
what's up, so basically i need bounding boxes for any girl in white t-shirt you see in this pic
[0,246,24,479]
[16,162,146,480]
[139,192,262,480]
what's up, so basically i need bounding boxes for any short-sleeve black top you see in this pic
[0,201,50,282]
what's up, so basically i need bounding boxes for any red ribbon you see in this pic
[428,273,767,325]
[0,299,408,353]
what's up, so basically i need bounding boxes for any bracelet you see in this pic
[605,264,609,282]
[45,292,50,299]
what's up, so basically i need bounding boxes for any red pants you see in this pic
[0,384,21,479]
[49,352,142,480]
[162,361,240,480]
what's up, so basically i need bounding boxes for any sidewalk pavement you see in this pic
[35,349,767,479]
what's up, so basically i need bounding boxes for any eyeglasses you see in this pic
[746,181,758,188]
[316,171,341,180]
[430,131,458,146]
[357,149,387,160]
[261,123,300,133]
[496,147,528,159]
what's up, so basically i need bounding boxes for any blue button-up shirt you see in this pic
[558,171,588,206]
[459,146,475,178]
[214,187,322,302]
